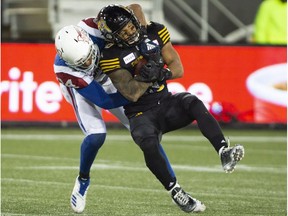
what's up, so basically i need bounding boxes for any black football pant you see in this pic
[129,92,226,190]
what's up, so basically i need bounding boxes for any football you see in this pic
[134,58,147,76]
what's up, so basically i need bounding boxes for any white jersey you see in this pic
[53,17,129,135]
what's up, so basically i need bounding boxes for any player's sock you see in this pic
[79,173,90,180]
[208,134,228,153]
[140,137,177,191]
[159,144,176,178]
[79,133,106,175]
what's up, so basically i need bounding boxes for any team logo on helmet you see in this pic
[74,27,90,43]
[98,19,112,33]
[97,18,114,41]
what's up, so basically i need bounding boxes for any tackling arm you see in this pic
[77,80,130,109]
[127,4,148,26]
[107,68,152,102]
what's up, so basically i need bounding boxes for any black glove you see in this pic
[139,39,164,67]
[158,68,172,82]
[135,60,162,83]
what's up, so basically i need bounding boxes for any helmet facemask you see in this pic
[68,44,100,73]
[115,20,142,46]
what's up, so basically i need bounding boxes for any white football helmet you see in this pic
[55,25,100,73]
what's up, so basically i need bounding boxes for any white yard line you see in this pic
[2,177,286,201]
[1,134,286,142]
[5,162,286,174]
[2,152,286,174]
[1,213,79,216]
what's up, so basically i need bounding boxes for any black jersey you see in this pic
[99,22,172,116]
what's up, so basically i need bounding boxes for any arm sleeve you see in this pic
[77,80,130,109]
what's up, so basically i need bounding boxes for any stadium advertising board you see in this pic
[1,43,286,123]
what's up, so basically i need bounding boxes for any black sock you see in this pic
[167,181,177,191]
[79,172,90,181]
[209,134,228,153]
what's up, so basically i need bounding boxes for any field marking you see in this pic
[1,153,110,164]
[11,163,286,174]
[1,154,79,161]
[1,134,286,142]
[1,213,78,216]
[2,153,286,174]
[2,177,286,201]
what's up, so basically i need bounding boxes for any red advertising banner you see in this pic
[173,45,287,123]
[1,43,287,123]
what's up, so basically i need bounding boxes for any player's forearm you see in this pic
[162,43,184,79]
[108,69,152,102]
[168,59,184,79]
[114,78,151,102]
[128,80,152,102]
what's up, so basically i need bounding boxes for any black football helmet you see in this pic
[97,4,144,47]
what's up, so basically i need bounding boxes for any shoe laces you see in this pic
[173,189,189,206]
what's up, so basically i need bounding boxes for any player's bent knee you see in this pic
[131,128,159,153]
[176,92,202,111]
[131,124,158,145]
[83,133,106,151]
[140,137,159,152]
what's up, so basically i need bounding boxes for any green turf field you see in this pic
[1,127,287,216]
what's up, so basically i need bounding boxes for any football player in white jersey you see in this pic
[53,4,175,214]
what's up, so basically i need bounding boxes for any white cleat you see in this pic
[70,176,90,213]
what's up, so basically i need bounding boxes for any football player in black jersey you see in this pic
[97,4,245,213]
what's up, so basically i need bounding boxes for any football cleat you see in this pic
[219,140,245,173]
[70,176,90,213]
[170,183,206,213]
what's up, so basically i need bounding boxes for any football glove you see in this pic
[135,59,162,83]
[139,39,164,67]
[158,68,172,82]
